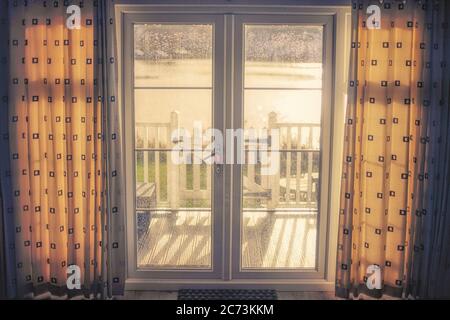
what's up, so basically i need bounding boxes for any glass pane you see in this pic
[135,89,212,135]
[137,209,211,268]
[134,25,213,269]
[244,89,322,129]
[245,25,323,88]
[242,24,323,269]
[135,151,212,208]
[134,24,213,87]
[242,211,317,268]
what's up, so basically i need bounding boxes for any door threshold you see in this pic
[125,278,334,291]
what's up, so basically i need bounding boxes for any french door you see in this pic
[124,10,336,287]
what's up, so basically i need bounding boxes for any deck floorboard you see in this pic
[137,210,317,269]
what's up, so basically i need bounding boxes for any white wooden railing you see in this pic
[245,112,320,209]
[135,111,320,210]
[135,111,211,210]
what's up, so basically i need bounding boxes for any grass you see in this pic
[136,151,167,201]
[135,150,319,209]
[135,151,210,208]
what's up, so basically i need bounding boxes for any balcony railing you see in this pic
[134,111,320,211]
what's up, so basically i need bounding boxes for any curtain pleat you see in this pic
[337,0,450,299]
[96,0,126,297]
[409,0,450,298]
[0,0,125,299]
[0,0,17,299]
[0,184,4,298]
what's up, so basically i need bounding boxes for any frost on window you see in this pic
[245,25,323,63]
[244,25,323,89]
[134,24,213,87]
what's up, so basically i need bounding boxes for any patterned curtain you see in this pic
[0,0,125,299]
[337,0,450,299]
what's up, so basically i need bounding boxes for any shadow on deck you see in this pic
[137,209,317,269]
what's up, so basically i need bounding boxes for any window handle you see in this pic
[215,163,223,174]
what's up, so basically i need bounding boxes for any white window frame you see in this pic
[116,3,351,291]
[232,14,333,281]
[123,13,226,281]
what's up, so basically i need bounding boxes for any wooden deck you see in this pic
[137,210,317,269]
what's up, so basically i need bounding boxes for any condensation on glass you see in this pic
[242,25,323,269]
[134,24,213,269]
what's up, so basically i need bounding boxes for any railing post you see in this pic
[285,127,291,202]
[155,127,160,204]
[247,126,255,192]
[143,126,149,183]
[307,126,313,205]
[268,112,279,210]
[296,126,302,205]
[169,111,179,210]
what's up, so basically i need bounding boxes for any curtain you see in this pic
[0,0,16,299]
[97,0,126,298]
[0,184,6,298]
[337,0,450,299]
[0,0,125,299]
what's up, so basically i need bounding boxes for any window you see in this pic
[241,24,323,269]
[122,5,349,289]
[134,24,214,269]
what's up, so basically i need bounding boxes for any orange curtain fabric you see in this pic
[7,2,104,297]
[337,0,450,299]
